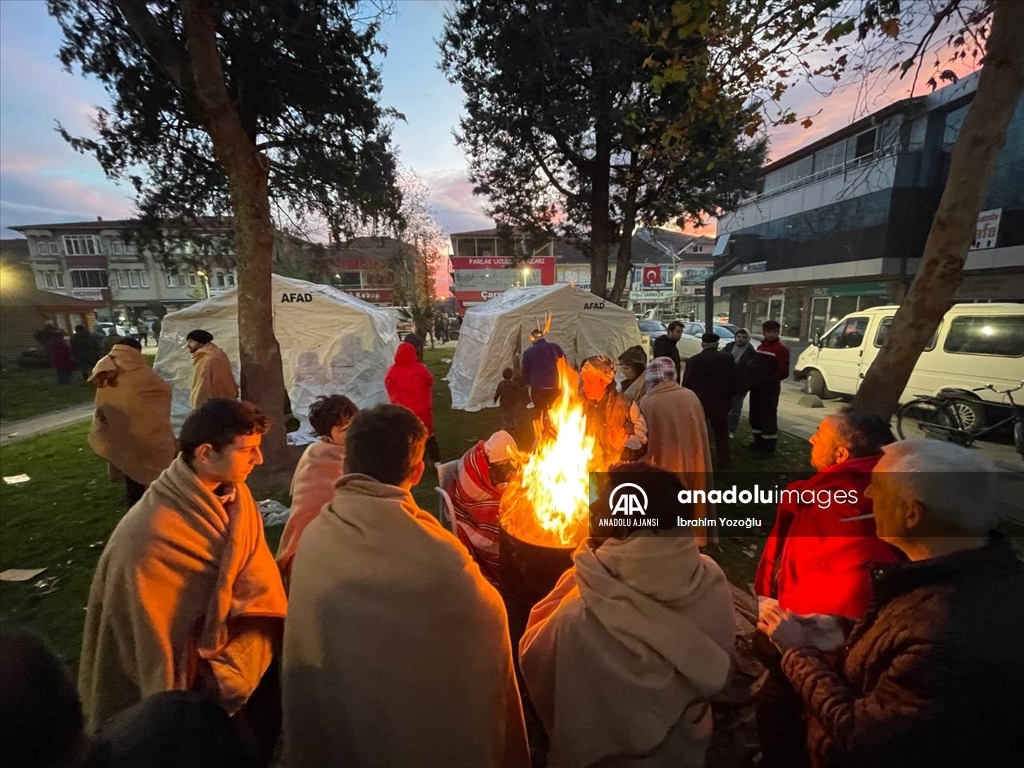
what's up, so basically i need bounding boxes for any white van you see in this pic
[795,303,1024,429]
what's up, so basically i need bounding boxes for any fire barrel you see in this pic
[499,525,575,653]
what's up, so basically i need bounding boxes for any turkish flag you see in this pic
[642,266,662,286]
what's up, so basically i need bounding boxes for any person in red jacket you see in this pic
[385,341,440,464]
[748,319,790,455]
[752,407,901,768]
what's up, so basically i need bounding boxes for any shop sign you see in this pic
[812,281,889,298]
[345,288,393,304]
[970,208,1001,251]
[744,261,768,273]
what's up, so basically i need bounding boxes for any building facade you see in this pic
[11,217,325,322]
[716,72,1024,341]
[449,226,719,317]
[329,236,423,307]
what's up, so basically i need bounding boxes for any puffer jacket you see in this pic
[384,341,434,433]
[781,534,1024,768]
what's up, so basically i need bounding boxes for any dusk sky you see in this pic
[0,0,976,243]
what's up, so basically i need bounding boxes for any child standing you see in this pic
[493,367,528,434]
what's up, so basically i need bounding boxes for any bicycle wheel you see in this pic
[896,398,959,441]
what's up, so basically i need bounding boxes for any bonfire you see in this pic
[500,359,604,549]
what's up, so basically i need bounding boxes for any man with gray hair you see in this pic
[765,440,1024,768]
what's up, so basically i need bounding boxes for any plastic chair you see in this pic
[435,460,460,535]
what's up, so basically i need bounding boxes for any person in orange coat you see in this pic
[385,340,440,463]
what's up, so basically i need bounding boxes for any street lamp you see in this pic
[522,266,530,286]
[196,269,211,299]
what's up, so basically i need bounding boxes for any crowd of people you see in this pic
[3,321,1021,768]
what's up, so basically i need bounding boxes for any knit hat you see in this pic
[484,430,518,464]
[617,345,647,367]
[581,356,616,385]
[701,332,720,345]
[645,357,677,388]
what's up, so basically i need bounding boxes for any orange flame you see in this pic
[500,359,598,548]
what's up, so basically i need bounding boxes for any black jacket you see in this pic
[651,335,681,382]
[722,340,756,392]
[781,534,1024,768]
[682,348,736,417]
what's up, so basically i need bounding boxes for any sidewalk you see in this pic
[765,379,1024,524]
[0,403,93,446]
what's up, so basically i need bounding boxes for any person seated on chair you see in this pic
[444,430,520,588]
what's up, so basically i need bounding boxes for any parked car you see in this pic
[94,322,133,339]
[795,303,1024,432]
[638,319,668,343]
[677,321,736,358]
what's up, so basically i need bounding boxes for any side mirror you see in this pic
[814,333,822,347]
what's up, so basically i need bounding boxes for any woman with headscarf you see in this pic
[580,356,647,466]
[520,464,735,768]
[638,357,715,544]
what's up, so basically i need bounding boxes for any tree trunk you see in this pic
[589,112,613,298]
[609,153,640,305]
[852,0,1024,419]
[183,0,289,464]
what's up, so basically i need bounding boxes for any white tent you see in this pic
[448,284,643,411]
[155,274,398,434]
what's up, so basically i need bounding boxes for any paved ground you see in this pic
[768,378,1024,524]
[0,403,94,445]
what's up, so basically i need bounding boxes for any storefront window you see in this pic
[782,299,803,338]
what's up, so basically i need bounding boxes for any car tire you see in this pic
[805,369,832,399]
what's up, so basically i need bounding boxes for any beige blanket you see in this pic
[275,439,346,584]
[639,380,716,543]
[79,456,287,731]
[88,344,177,486]
[520,536,735,768]
[190,343,239,408]
[283,474,529,768]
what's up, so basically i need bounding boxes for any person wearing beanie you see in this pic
[444,430,522,587]
[682,333,737,469]
[185,329,239,409]
[581,356,647,465]
[617,345,648,403]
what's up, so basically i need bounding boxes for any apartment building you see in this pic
[10,217,319,321]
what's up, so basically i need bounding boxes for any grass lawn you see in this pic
[0,345,811,670]
[0,350,157,423]
[0,366,96,422]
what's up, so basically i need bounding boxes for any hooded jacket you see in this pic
[384,341,434,432]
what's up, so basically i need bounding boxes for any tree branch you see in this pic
[113,0,190,91]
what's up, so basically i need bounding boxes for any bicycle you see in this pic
[895,381,1024,461]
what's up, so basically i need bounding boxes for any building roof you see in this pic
[9,216,236,234]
